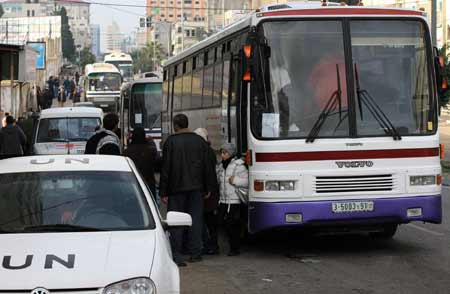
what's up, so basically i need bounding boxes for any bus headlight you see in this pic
[265,181,280,191]
[409,175,436,186]
[265,181,295,191]
[104,278,156,294]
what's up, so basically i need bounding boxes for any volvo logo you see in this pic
[31,288,50,294]
[336,161,374,168]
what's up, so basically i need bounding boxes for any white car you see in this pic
[0,155,191,294]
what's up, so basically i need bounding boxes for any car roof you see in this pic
[40,107,103,118]
[0,155,133,174]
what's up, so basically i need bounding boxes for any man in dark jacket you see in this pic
[0,116,27,159]
[85,113,121,155]
[160,114,215,266]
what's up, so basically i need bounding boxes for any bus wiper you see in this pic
[20,224,105,232]
[306,64,343,143]
[354,65,402,141]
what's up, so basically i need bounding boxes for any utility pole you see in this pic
[432,0,437,45]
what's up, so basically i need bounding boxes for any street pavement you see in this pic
[180,189,449,294]
[180,122,450,294]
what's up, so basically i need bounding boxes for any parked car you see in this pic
[0,155,191,294]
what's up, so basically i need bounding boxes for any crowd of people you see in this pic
[38,73,83,110]
[0,109,249,267]
[83,113,249,266]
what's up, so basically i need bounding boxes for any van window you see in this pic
[88,72,121,91]
[37,118,101,143]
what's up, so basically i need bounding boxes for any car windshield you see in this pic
[252,20,433,139]
[0,171,154,233]
[88,72,121,91]
[37,118,101,143]
[130,83,162,129]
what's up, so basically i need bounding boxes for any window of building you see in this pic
[185,30,190,37]
[191,30,196,37]
[177,27,182,33]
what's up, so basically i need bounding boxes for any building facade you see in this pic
[91,24,101,58]
[2,0,91,49]
[146,0,208,23]
[105,21,122,53]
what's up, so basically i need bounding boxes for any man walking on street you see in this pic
[85,113,121,155]
[160,114,215,266]
[0,116,27,160]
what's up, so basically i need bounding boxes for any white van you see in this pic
[34,107,103,155]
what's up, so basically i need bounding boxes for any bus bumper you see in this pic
[248,195,442,233]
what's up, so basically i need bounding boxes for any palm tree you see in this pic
[132,42,164,74]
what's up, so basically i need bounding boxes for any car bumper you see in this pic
[248,195,442,233]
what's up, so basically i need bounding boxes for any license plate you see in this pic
[332,201,374,213]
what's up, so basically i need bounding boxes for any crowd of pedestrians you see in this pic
[0,107,249,267]
[38,73,82,110]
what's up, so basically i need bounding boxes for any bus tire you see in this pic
[369,224,398,239]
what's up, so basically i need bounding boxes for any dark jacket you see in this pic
[160,131,215,196]
[85,129,121,155]
[0,125,27,156]
[124,140,159,194]
[204,145,220,212]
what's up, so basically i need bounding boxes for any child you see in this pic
[217,143,248,256]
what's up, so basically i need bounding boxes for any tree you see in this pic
[79,47,97,69]
[131,42,164,74]
[54,7,76,62]
[0,4,4,18]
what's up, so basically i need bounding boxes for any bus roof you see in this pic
[131,77,163,86]
[164,2,425,67]
[40,107,103,119]
[85,63,121,75]
[104,52,133,63]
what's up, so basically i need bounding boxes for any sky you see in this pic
[90,0,147,51]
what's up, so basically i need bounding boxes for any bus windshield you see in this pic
[88,72,122,91]
[130,83,162,129]
[252,20,434,140]
[106,61,133,80]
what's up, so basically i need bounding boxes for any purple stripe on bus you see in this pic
[248,195,442,233]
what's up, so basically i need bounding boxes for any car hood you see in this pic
[0,231,156,290]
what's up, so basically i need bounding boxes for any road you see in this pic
[180,188,449,294]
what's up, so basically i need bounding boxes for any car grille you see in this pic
[314,174,394,193]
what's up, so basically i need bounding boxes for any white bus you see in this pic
[162,2,443,238]
[120,77,163,151]
[104,52,134,82]
[82,63,122,113]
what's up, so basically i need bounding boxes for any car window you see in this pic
[0,171,155,232]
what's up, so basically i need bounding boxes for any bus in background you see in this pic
[162,2,443,238]
[121,77,163,152]
[82,63,122,113]
[104,52,134,82]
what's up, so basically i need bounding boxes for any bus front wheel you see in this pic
[369,224,398,239]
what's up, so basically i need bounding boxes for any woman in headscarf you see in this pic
[124,127,159,196]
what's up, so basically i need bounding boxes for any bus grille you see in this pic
[314,174,394,193]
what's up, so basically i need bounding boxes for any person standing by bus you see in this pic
[160,114,215,266]
[217,143,248,256]
[124,127,159,196]
[194,128,220,256]
[85,113,121,155]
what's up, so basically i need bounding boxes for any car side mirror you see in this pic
[162,212,192,230]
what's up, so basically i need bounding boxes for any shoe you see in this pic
[188,256,203,263]
[206,248,220,255]
[227,250,240,257]
[176,261,187,267]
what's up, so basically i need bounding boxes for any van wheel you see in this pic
[369,224,398,239]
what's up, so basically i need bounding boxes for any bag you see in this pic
[235,187,248,204]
